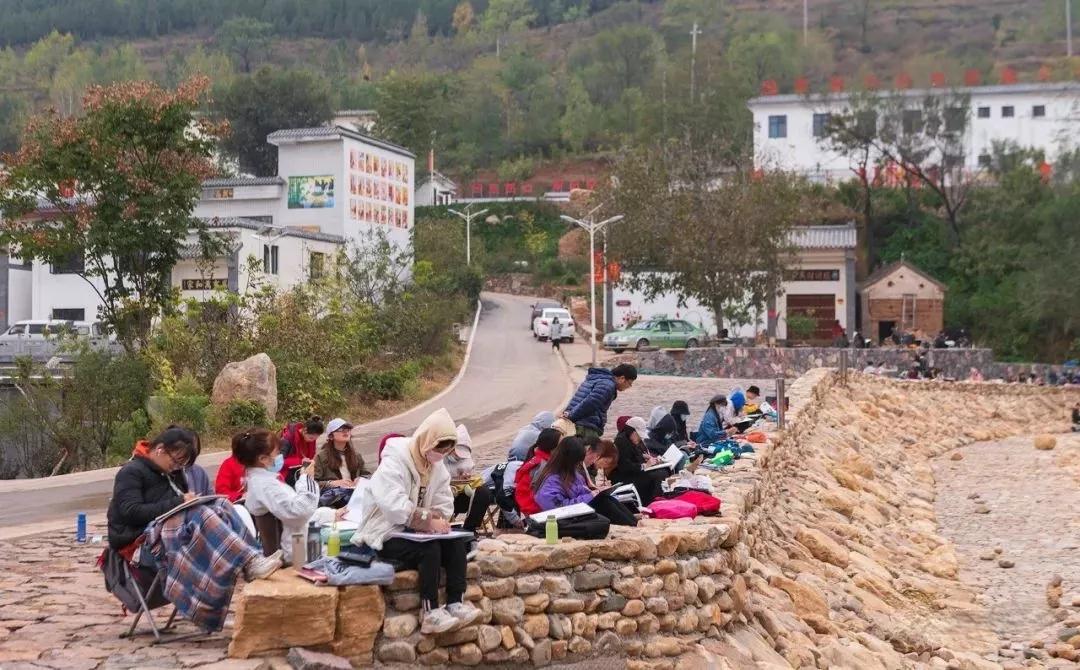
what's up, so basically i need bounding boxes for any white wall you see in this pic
[750,84,1080,179]
[195,184,282,221]
[31,262,104,322]
[611,249,853,341]
[276,141,347,237]
[8,267,32,323]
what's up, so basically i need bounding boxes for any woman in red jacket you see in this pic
[280,416,325,485]
[513,428,561,516]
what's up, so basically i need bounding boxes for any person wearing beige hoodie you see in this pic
[350,408,483,635]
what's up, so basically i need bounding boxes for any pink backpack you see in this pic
[672,490,722,516]
[646,499,698,519]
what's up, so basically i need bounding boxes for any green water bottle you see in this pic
[327,523,340,557]
[545,515,558,545]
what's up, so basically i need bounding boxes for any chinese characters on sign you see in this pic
[181,278,228,291]
[347,148,411,229]
[785,269,840,282]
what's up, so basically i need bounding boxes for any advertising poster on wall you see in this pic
[346,148,411,229]
[287,175,335,209]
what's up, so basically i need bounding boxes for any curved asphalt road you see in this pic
[0,292,573,537]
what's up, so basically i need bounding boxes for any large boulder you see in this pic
[212,353,277,421]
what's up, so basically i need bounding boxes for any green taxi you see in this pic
[602,318,708,353]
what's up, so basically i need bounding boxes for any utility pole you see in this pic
[448,205,489,266]
[662,66,668,136]
[561,209,624,366]
[1069,0,1074,58]
[803,0,809,46]
[689,22,702,104]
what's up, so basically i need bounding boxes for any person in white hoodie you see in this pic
[351,408,483,635]
[233,428,337,566]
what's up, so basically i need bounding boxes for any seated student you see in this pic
[314,418,371,490]
[164,424,213,496]
[379,433,406,465]
[351,408,484,635]
[508,411,555,462]
[611,418,666,506]
[648,401,690,448]
[233,428,338,566]
[280,416,324,485]
[588,439,619,487]
[533,437,636,526]
[694,394,735,448]
[446,424,494,534]
[107,427,281,631]
[728,387,747,416]
[514,428,562,516]
[743,387,762,415]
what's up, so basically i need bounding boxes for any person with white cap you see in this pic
[610,416,666,505]
[313,417,369,490]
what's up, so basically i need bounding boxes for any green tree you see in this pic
[216,16,272,73]
[560,76,598,152]
[0,77,223,350]
[215,67,334,176]
[608,137,808,333]
[570,25,660,107]
[374,70,455,156]
[480,0,537,34]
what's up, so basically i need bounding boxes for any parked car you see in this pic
[0,319,106,343]
[602,318,707,353]
[528,300,562,329]
[533,308,575,342]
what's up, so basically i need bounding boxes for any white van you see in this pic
[0,320,106,343]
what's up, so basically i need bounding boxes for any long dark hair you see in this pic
[533,436,586,492]
[324,434,361,478]
[525,427,562,462]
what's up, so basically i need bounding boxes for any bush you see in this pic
[209,399,270,435]
[149,393,210,433]
[496,154,537,182]
[107,409,151,466]
[344,361,421,401]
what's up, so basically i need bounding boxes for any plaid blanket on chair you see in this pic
[147,499,259,632]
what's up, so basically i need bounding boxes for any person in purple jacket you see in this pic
[532,437,637,526]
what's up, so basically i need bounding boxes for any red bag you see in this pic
[744,432,767,444]
[672,490,722,516]
[646,499,698,519]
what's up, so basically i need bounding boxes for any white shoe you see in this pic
[447,601,484,627]
[421,606,460,635]
[245,550,283,581]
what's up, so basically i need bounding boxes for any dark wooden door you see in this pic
[786,294,836,343]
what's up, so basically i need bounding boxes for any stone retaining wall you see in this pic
[227,373,1080,668]
[611,346,1067,382]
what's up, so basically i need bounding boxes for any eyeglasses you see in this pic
[163,450,189,468]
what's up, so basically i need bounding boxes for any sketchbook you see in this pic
[154,495,227,523]
[527,502,595,524]
[643,444,686,472]
[388,530,474,543]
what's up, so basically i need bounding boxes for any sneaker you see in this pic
[421,606,460,635]
[446,601,484,627]
[466,539,478,561]
[245,550,283,581]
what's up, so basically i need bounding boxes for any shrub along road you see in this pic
[0,292,573,537]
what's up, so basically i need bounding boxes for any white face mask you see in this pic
[425,450,446,464]
[680,414,690,421]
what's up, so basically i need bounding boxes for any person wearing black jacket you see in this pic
[648,401,690,448]
[611,422,665,506]
[107,429,195,550]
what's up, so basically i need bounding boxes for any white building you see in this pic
[610,224,857,343]
[416,171,458,206]
[0,125,414,329]
[748,82,1080,182]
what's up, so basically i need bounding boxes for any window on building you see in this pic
[212,188,234,199]
[767,115,787,138]
[977,106,991,119]
[902,109,923,134]
[945,107,966,132]
[51,308,86,321]
[50,250,85,274]
[1033,105,1046,118]
[309,251,326,280]
[1002,106,1014,118]
[263,244,279,275]
[812,113,831,138]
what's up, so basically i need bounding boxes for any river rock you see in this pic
[211,352,278,420]
[1034,435,1057,450]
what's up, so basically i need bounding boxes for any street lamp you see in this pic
[560,210,624,366]
[447,205,489,266]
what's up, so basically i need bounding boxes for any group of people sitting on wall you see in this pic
[104,361,774,638]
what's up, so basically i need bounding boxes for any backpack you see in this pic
[525,512,611,540]
[646,499,698,519]
[671,490,722,516]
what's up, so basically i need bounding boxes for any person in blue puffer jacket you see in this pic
[560,364,638,443]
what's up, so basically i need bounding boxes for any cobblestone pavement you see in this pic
[933,432,1080,651]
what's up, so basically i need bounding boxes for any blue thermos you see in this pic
[76,513,87,543]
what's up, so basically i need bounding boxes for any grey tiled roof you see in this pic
[199,217,345,244]
[202,177,284,187]
[790,225,858,250]
[266,125,416,159]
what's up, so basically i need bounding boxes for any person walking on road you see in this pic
[560,364,638,444]
[549,316,563,352]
